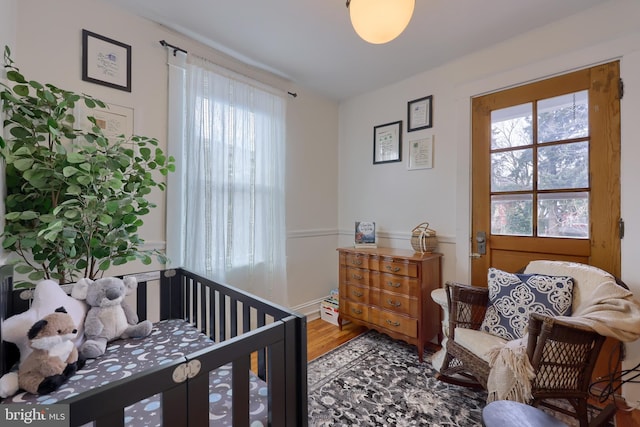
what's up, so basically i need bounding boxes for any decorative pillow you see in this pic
[480,268,574,341]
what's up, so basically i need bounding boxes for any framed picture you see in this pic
[82,29,132,92]
[407,95,433,131]
[77,103,134,142]
[373,120,402,164]
[408,136,434,170]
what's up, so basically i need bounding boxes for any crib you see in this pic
[0,265,308,427]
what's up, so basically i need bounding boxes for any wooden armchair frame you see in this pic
[437,281,607,427]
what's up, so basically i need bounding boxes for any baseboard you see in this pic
[291,297,323,321]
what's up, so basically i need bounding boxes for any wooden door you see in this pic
[471,62,621,285]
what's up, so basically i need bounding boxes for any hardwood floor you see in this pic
[307,318,367,362]
[304,318,640,426]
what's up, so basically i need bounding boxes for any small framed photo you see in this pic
[82,29,132,92]
[373,120,402,164]
[407,95,433,132]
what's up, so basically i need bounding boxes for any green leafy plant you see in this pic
[0,46,175,287]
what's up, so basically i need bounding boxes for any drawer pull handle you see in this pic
[385,265,401,273]
[387,299,401,307]
[352,259,363,266]
[352,308,363,315]
[386,319,401,327]
[352,274,363,280]
[386,281,401,288]
[353,290,364,297]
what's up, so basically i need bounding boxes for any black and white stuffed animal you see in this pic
[18,307,83,395]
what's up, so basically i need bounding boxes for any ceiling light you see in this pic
[346,0,415,44]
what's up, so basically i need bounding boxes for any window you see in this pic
[489,90,590,239]
[167,53,287,304]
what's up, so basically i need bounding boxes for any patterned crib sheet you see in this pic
[2,319,269,426]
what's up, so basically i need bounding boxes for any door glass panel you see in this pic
[538,141,589,190]
[538,91,589,143]
[491,194,533,236]
[538,192,589,238]
[491,103,533,149]
[491,149,533,192]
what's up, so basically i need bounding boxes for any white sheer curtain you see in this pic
[166,52,287,305]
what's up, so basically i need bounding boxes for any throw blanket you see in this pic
[486,337,534,403]
[557,280,640,342]
[486,280,640,403]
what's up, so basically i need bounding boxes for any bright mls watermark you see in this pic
[2,404,69,426]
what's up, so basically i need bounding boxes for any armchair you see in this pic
[430,260,634,427]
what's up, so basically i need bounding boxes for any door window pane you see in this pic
[491,149,533,192]
[538,141,589,190]
[538,91,588,143]
[491,194,533,236]
[491,103,533,149]
[538,192,589,238]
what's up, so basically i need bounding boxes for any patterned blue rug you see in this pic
[307,330,486,426]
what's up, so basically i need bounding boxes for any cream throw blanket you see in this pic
[486,280,640,403]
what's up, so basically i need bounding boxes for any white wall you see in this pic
[338,0,640,403]
[6,0,340,313]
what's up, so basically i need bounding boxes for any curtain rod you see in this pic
[159,39,297,98]
[159,40,187,56]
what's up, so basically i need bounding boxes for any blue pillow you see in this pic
[480,268,574,340]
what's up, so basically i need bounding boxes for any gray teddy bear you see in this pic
[72,276,153,359]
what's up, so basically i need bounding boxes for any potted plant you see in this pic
[0,46,175,287]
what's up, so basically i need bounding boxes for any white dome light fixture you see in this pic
[346,0,415,44]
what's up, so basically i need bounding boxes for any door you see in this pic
[471,62,621,285]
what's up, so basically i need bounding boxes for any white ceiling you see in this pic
[103,0,610,102]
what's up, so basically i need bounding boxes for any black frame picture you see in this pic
[407,95,433,131]
[82,29,132,92]
[373,120,402,164]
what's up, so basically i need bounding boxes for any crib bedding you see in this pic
[2,319,269,426]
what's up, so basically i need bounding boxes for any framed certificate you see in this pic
[82,29,132,92]
[407,95,433,132]
[373,120,402,164]
[408,136,434,170]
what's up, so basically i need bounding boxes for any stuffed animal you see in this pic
[73,276,153,359]
[0,280,88,398]
[18,307,82,395]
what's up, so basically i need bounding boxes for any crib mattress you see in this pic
[2,319,269,426]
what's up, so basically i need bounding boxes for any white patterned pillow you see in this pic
[480,268,574,340]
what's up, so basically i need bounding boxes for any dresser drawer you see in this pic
[374,273,420,297]
[344,252,370,269]
[344,283,368,304]
[341,300,369,322]
[370,308,418,338]
[370,291,418,317]
[341,266,370,286]
[378,257,418,277]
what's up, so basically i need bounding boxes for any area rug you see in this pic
[307,330,613,427]
[307,330,486,426]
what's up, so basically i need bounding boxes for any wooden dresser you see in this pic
[337,247,442,362]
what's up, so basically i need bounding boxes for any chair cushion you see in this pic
[456,328,507,363]
[480,268,574,340]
